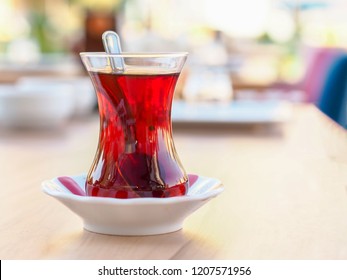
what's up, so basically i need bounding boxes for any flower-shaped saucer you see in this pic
[42,174,223,236]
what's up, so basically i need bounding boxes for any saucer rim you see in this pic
[41,173,224,205]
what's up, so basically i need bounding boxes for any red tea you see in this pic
[86,71,188,198]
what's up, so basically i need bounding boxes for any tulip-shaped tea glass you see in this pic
[80,52,188,198]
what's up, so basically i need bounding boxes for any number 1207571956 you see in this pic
[191,266,252,276]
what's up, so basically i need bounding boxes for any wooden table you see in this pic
[1,105,347,260]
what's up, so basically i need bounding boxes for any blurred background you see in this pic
[0,0,347,128]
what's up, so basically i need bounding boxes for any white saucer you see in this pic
[42,174,223,236]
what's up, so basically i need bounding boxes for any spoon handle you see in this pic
[102,31,125,71]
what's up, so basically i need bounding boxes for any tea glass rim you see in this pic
[79,52,188,58]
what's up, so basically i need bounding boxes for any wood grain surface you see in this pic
[1,105,347,259]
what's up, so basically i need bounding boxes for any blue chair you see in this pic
[316,55,347,128]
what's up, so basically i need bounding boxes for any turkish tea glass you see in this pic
[80,52,188,198]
